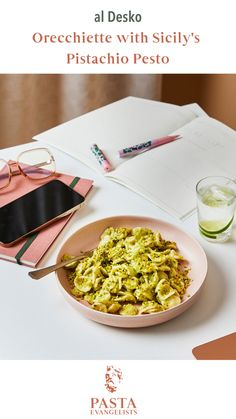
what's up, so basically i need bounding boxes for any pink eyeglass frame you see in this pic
[0,148,56,190]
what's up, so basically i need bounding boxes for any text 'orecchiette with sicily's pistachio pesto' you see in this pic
[62,227,191,316]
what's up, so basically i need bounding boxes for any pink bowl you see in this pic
[56,215,207,328]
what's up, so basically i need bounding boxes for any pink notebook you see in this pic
[0,168,93,267]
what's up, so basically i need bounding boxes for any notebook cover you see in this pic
[0,165,93,267]
[192,332,236,360]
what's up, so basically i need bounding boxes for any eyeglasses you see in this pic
[0,148,56,190]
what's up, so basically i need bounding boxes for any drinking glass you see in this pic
[196,176,236,242]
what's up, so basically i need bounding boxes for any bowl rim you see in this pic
[55,214,208,319]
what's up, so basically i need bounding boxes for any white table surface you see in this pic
[0,141,235,360]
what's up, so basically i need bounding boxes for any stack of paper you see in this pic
[34,97,236,219]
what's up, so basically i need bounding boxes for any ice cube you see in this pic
[203,184,235,206]
[209,185,233,202]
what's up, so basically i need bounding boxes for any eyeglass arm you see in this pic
[20,158,54,169]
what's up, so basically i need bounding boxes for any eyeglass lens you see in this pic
[18,149,55,179]
[0,159,10,189]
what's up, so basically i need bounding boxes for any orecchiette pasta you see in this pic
[62,227,191,316]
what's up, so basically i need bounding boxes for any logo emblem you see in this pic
[105,365,123,393]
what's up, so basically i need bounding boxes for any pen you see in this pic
[90,143,113,172]
[119,135,181,158]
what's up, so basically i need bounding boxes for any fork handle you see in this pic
[28,255,86,280]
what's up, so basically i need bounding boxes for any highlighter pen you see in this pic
[119,135,181,158]
[90,143,113,172]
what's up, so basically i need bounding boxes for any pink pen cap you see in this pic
[102,160,113,172]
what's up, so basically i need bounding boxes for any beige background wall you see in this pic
[0,74,235,149]
[0,74,162,148]
[162,74,236,130]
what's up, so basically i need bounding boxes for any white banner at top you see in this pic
[0,0,235,73]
